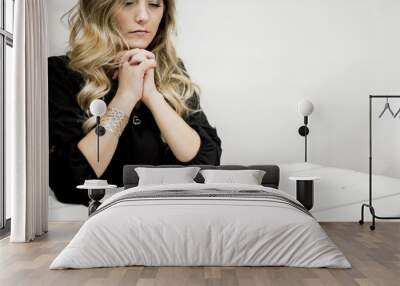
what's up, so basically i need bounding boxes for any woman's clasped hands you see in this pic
[113,48,161,107]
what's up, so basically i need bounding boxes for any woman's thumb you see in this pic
[144,67,154,79]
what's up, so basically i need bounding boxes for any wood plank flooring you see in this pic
[0,222,399,286]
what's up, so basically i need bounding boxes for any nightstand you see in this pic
[288,176,320,210]
[77,184,118,215]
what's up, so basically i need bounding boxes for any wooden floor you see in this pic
[0,222,399,286]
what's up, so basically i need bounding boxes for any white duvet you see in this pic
[49,183,351,269]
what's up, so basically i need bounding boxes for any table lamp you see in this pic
[297,99,314,162]
[90,99,107,162]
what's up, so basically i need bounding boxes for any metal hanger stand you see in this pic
[359,95,400,230]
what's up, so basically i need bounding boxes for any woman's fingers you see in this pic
[119,49,140,63]
[113,49,155,79]
[138,58,157,72]
[119,49,155,64]
[141,49,156,60]
[128,53,148,66]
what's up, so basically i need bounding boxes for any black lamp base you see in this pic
[95,125,106,136]
[298,126,309,136]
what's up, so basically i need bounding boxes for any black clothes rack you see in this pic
[359,95,400,230]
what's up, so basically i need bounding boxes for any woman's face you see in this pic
[114,0,165,50]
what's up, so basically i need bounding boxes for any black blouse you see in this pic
[48,55,222,206]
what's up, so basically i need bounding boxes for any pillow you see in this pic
[135,167,201,186]
[200,169,266,185]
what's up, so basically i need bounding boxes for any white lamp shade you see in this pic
[298,99,314,116]
[90,99,107,117]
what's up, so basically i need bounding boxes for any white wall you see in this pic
[47,0,400,221]
[173,0,400,177]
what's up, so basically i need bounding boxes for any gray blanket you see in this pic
[92,189,312,218]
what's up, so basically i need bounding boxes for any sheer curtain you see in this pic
[8,0,49,242]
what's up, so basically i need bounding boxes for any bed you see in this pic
[49,164,351,269]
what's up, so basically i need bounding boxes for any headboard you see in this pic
[123,164,280,189]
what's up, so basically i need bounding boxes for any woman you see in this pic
[48,0,222,206]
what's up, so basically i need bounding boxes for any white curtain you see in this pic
[8,0,49,242]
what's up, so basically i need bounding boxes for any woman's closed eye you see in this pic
[124,0,162,8]
[147,0,162,7]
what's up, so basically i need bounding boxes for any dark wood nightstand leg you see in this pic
[88,189,105,216]
[296,180,314,210]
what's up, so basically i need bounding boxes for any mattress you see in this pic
[49,183,351,269]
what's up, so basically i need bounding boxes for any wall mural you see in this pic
[48,0,222,205]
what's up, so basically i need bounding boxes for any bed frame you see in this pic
[122,164,280,189]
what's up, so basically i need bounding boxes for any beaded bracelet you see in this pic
[99,107,128,138]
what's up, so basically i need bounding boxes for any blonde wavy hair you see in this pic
[63,0,201,134]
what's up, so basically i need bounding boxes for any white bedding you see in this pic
[49,183,351,269]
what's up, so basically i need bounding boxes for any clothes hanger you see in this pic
[378,97,395,118]
[393,105,400,118]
